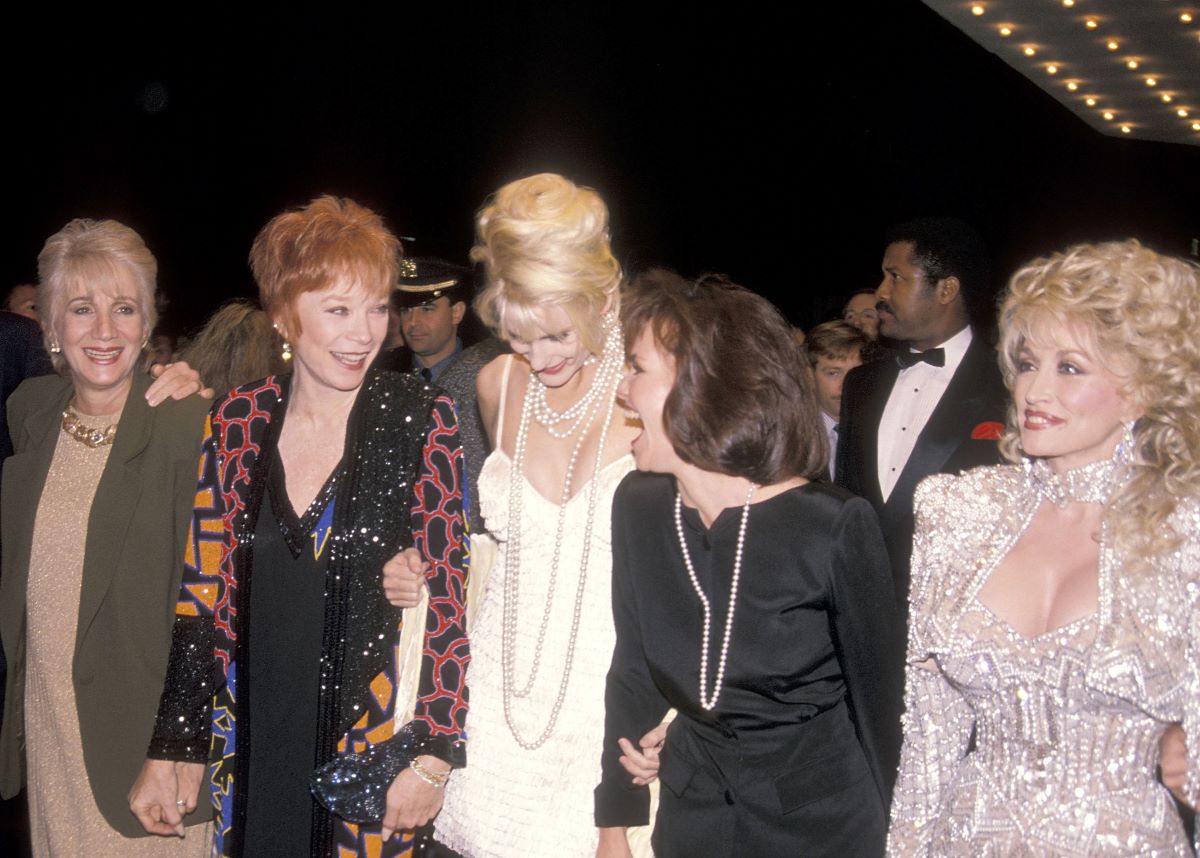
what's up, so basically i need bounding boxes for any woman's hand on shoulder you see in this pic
[380,756,449,841]
[128,758,205,837]
[382,548,429,608]
[596,827,634,858]
[146,361,214,406]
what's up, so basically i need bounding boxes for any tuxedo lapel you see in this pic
[857,358,899,509]
[887,337,996,511]
[74,373,154,652]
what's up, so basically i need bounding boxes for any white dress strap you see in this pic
[495,353,516,444]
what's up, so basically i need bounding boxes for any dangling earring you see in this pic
[49,341,62,354]
[273,323,292,362]
[1114,420,1136,466]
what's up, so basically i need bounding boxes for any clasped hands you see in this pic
[129,754,449,839]
[130,548,441,839]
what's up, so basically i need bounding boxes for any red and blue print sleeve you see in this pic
[148,412,226,762]
[407,395,470,764]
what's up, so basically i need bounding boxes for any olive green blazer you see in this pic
[0,370,212,836]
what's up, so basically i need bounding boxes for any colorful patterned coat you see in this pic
[147,369,469,857]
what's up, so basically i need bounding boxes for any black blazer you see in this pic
[835,333,1007,609]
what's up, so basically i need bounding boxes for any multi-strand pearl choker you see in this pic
[524,311,622,440]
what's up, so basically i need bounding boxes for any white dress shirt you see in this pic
[876,326,973,501]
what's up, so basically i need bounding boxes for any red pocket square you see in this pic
[971,421,1004,440]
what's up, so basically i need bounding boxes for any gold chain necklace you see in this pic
[61,407,118,448]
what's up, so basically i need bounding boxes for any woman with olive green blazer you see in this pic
[0,368,212,842]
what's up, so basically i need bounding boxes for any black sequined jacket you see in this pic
[146,369,469,857]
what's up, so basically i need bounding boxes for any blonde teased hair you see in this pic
[37,218,159,375]
[471,173,621,355]
[998,239,1200,559]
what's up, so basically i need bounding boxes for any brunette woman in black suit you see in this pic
[594,270,904,858]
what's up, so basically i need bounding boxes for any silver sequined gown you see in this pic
[888,460,1200,857]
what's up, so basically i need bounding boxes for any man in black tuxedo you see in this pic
[835,218,1007,614]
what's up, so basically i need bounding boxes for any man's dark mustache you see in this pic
[876,300,893,315]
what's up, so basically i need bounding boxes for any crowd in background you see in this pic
[1,176,1198,858]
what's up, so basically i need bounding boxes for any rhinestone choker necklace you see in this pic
[1027,456,1123,508]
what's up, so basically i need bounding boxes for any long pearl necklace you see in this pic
[501,323,622,750]
[673,481,757,711]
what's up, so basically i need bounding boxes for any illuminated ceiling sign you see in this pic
[922,1,1199,145]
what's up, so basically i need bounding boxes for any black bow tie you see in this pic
[896,348,946,369]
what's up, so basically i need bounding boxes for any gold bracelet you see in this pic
[410,758,450,788]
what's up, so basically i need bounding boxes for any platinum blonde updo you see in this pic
[472,173,621,355]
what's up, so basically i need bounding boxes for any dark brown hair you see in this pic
[622,268,826,483]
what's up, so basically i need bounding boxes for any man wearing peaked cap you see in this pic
[378,257,507,535]
[388,257,472,382]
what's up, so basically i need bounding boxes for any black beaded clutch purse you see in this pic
[310,724,419,823]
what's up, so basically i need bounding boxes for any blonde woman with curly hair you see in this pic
[888,240,1200,855]
[414,173,642,858]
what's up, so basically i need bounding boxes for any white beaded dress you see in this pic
[435,361,635,858]
[888,460,1200,857]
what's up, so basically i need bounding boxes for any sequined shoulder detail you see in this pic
[909,466,1028,656]
[913,464,1025,523]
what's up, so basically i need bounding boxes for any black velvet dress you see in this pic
[241,453,340,856]
[595,472,905,858]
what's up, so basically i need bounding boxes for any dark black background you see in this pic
[5,2,1197,336]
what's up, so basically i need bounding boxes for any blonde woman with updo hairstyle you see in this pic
[889,240,1200,855]
[407,173,642,858]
